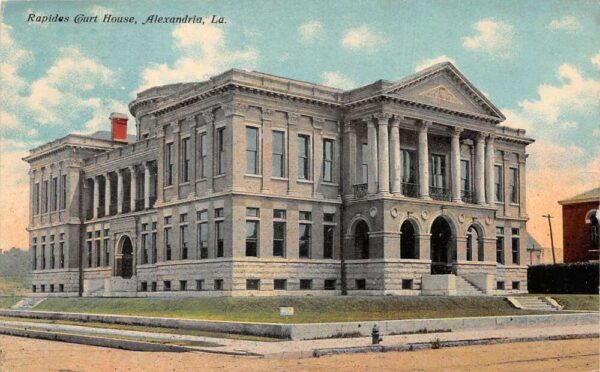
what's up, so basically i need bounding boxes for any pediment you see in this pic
[384,63,504,120]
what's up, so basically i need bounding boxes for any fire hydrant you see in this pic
[372,325,382,345]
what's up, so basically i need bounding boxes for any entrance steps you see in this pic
[455,276,485,296]
[11,297,46,310]
[508,297,562,311]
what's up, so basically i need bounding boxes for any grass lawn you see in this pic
[34,296,551,323]
[550,295,599,311]
[0,276,28,296]
[0,297,21,309]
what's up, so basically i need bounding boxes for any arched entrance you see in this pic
[400,220,418,259]
[354,220,370,259]
[430,216,454,274]
[466,224,484,261]
[115,235,133,279]
[590,212,599,251]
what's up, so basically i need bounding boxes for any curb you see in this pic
[312,332,600,357]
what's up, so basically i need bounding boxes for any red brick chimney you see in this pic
[109,112,128,142]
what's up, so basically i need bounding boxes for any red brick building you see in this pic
[559,187,600,263]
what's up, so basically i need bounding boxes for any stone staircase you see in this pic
[455,276,485,296]
[511,297,562,311]
[11,297,46,310]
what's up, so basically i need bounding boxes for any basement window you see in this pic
[163,281,171,291]
[299,279,312,290]
[180,280,187,291]
[151,282,157,292]
[355,279,366,290]
[214,279,224,290]
[140,282,147,292]
[196,280,204,291]
[59,284,64,292]
[324,279,336,290]
[274,279,287,290]
[246,279,260,290]
[41,284,45,293]
[50,284,54,292]
[32,285,36,293]
[496,281,505,290]
[402,279,414,290]
[512,281,520,290]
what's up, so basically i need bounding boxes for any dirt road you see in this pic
[0,335,598,371]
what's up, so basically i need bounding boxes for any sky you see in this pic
[1,0,598,261]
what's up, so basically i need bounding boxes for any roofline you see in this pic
[558,197,600,206]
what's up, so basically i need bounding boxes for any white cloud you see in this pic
[88,5,114,16]
[592,51,600,70]
[462,19,515,59]
[558,121,578,129]
[341,25,384,53]
[548,16,581,32]
[0,111,19,130]
[321,72,357,90]
[519,64,600,124]
[137,24,258,92]
[414,55,456,72]
[298,21,324,42]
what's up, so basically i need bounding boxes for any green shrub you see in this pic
[528,262,599,294]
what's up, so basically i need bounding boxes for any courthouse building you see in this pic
[25,62,534,297]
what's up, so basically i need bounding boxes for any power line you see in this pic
[542,214,556,264]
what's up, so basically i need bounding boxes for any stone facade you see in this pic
[24,62,534,297]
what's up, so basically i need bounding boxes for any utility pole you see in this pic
[542,214,556,264]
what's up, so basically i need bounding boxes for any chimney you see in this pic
[109,112,129,142]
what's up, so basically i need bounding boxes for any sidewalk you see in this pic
[0,318,597,358]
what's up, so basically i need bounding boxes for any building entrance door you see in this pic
[430,217,453,274]
[115,236,134,279]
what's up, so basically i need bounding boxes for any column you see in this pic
[485,135,495,204]
[201,110,215,193]
[375,113,390,194]
[93,176,99,219]
[287,112,300,195]
[172,124,180,198]
[261,108,273,193]
[157,125,165,203]
[365,116,378,194]
[104,173,111,216]
[144,162,151,209]
[417,120,430,199]
[343,121,357,196]
[450,127,463,202]
[474,133,486,205]
[187,115,197,197]
[313,117,324,197]
[518,153,528,218]
[224,102,247,192]
[389,116,402,195]
[129,166,137,212]
[117,169,124,214]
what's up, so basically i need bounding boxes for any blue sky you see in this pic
[1,0,598,254]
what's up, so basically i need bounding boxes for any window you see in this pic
[273,209,286,219]
[324,213,335,222]
[164,227,172,261]
[324,279,336,290]
[164,216,172,225]
[274,279,287,290]
[196,279,204,291]
[246,279,260,290]
[32,285,36,293]
[323,225,334,259]
[361,143,369,183]
[50,240,55,269]
[402,279,414,290]
[272,130,285,177]
[43,180,49,213]
[246,220,259,256]
[181,137,190,182]
[165,142,174,186]
[180,215,188,260]
[58,241,64,269]
[495,165,504,202]
[246,126,259,174]
[86,240,91,268]
[59,284,64,292]
[297,134,310,180]
[214,279,224,290]
[430,154,446,189]
[246,207,259,217]
[402,150,417,184]
[151,282,157,292]
[102,230,109,267]
[141,231,149,264]
[512,281,520,290]
[216,127,225,175]
[273,221,286,257]
[34,182,40,214]
[141,282,148,292]
[60,174,67,210]
[214,208,223,218]
[164,281,171,291]
[299,223,311,258]
[151,225,157,264]
[199,132,208,178]
[356,279,366,290]
[197,210,208,259]
[40,284,45,293]
[95,239,101,267]
[51,177,58,211]
[32,244,37,270]
[496,281,505,290]
[299,279,312,290]
[460,160,470,193]
[299,211,312,221]
[215,220,224,257]
[511,228,520,264]
[50,284,54,292]
[323,139,334,182]
[180,280,187,291]
[509,168,518,203]
[496,227,504,264]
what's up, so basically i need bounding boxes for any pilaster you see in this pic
[417,120,431,199]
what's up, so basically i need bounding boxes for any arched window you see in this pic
[591,212,599,250]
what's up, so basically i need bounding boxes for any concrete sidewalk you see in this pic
[0,318,597,358]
